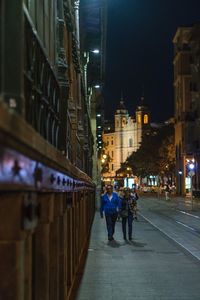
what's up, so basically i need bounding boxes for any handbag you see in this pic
[120,210,128,218]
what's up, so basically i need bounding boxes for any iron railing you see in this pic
[24,15,61,149]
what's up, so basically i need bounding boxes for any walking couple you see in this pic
[100,185,138,241]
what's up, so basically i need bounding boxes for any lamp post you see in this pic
[178,170,182,196]
[126,167,132,188]
[188,162,195,210]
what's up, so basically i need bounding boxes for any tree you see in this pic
[127,123,175,181]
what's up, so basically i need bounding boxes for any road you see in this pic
[139,195,200,261]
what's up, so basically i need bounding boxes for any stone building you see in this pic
[173,24,200,196]
[0,0,106,299]
[102,97,150,182]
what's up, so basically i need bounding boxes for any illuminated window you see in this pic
[144,114,148,124]
[137,114,141,124]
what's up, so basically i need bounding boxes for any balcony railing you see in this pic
[24,15,61,149]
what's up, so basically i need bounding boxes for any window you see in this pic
[122,118,126,127]
[137,114,141,124]
[111,151,114,157]
[144,114,148,124]
[111,140,113,145]
[112,164,114,171]
[129,138,133,147]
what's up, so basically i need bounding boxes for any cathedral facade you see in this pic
[102,98,150,181]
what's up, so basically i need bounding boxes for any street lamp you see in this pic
[91,49,100,54]
[186,159,195,209]
[189,163,195,170]
[178,170,182,195]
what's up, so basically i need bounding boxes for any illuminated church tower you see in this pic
[102,95,150,180]
[135,95,150,146]
[115,99,129,171]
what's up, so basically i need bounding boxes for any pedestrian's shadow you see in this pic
[107,240,121,248]
[128,240,147,247]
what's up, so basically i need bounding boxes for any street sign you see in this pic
[188,170,195,177]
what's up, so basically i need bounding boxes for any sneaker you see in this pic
[108,236,114,241]
[129,237,132,241]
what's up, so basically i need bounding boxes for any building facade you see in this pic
[173,24,200,196]
[80,0,107,204]
[0,1,106,299]
[102,98,150,182]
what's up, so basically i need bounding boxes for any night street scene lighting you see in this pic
[91,49,100,54]
[2,0,200,299]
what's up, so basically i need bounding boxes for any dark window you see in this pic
[129,138,133,147]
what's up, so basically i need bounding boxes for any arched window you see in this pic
[129,138,133,147]
[137,114,141,124]
[122,118,126,127]
[144,114,148,124]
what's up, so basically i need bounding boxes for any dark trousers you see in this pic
[122,213,133,239]
[105,213,118,239]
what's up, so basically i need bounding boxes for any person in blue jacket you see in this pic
[100,185,121,241]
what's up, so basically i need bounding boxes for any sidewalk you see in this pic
[76,212,200,300]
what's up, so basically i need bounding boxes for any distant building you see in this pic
[102,97,150,182]
[173,24,200,196]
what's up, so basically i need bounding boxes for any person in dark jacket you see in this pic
[131,187,139,220]
[100,185,121,241]
[120,188,136,240]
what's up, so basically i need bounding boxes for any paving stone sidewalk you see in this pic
[76,212,200,300]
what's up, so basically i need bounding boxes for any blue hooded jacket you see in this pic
[100,192,121,215]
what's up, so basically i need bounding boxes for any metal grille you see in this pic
[24,15,61,148]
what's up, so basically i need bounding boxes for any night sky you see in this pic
[104,0,200,122]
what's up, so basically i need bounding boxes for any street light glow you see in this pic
[189,163,195,170]
[94,85,100,89]
[91,49,100,54]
